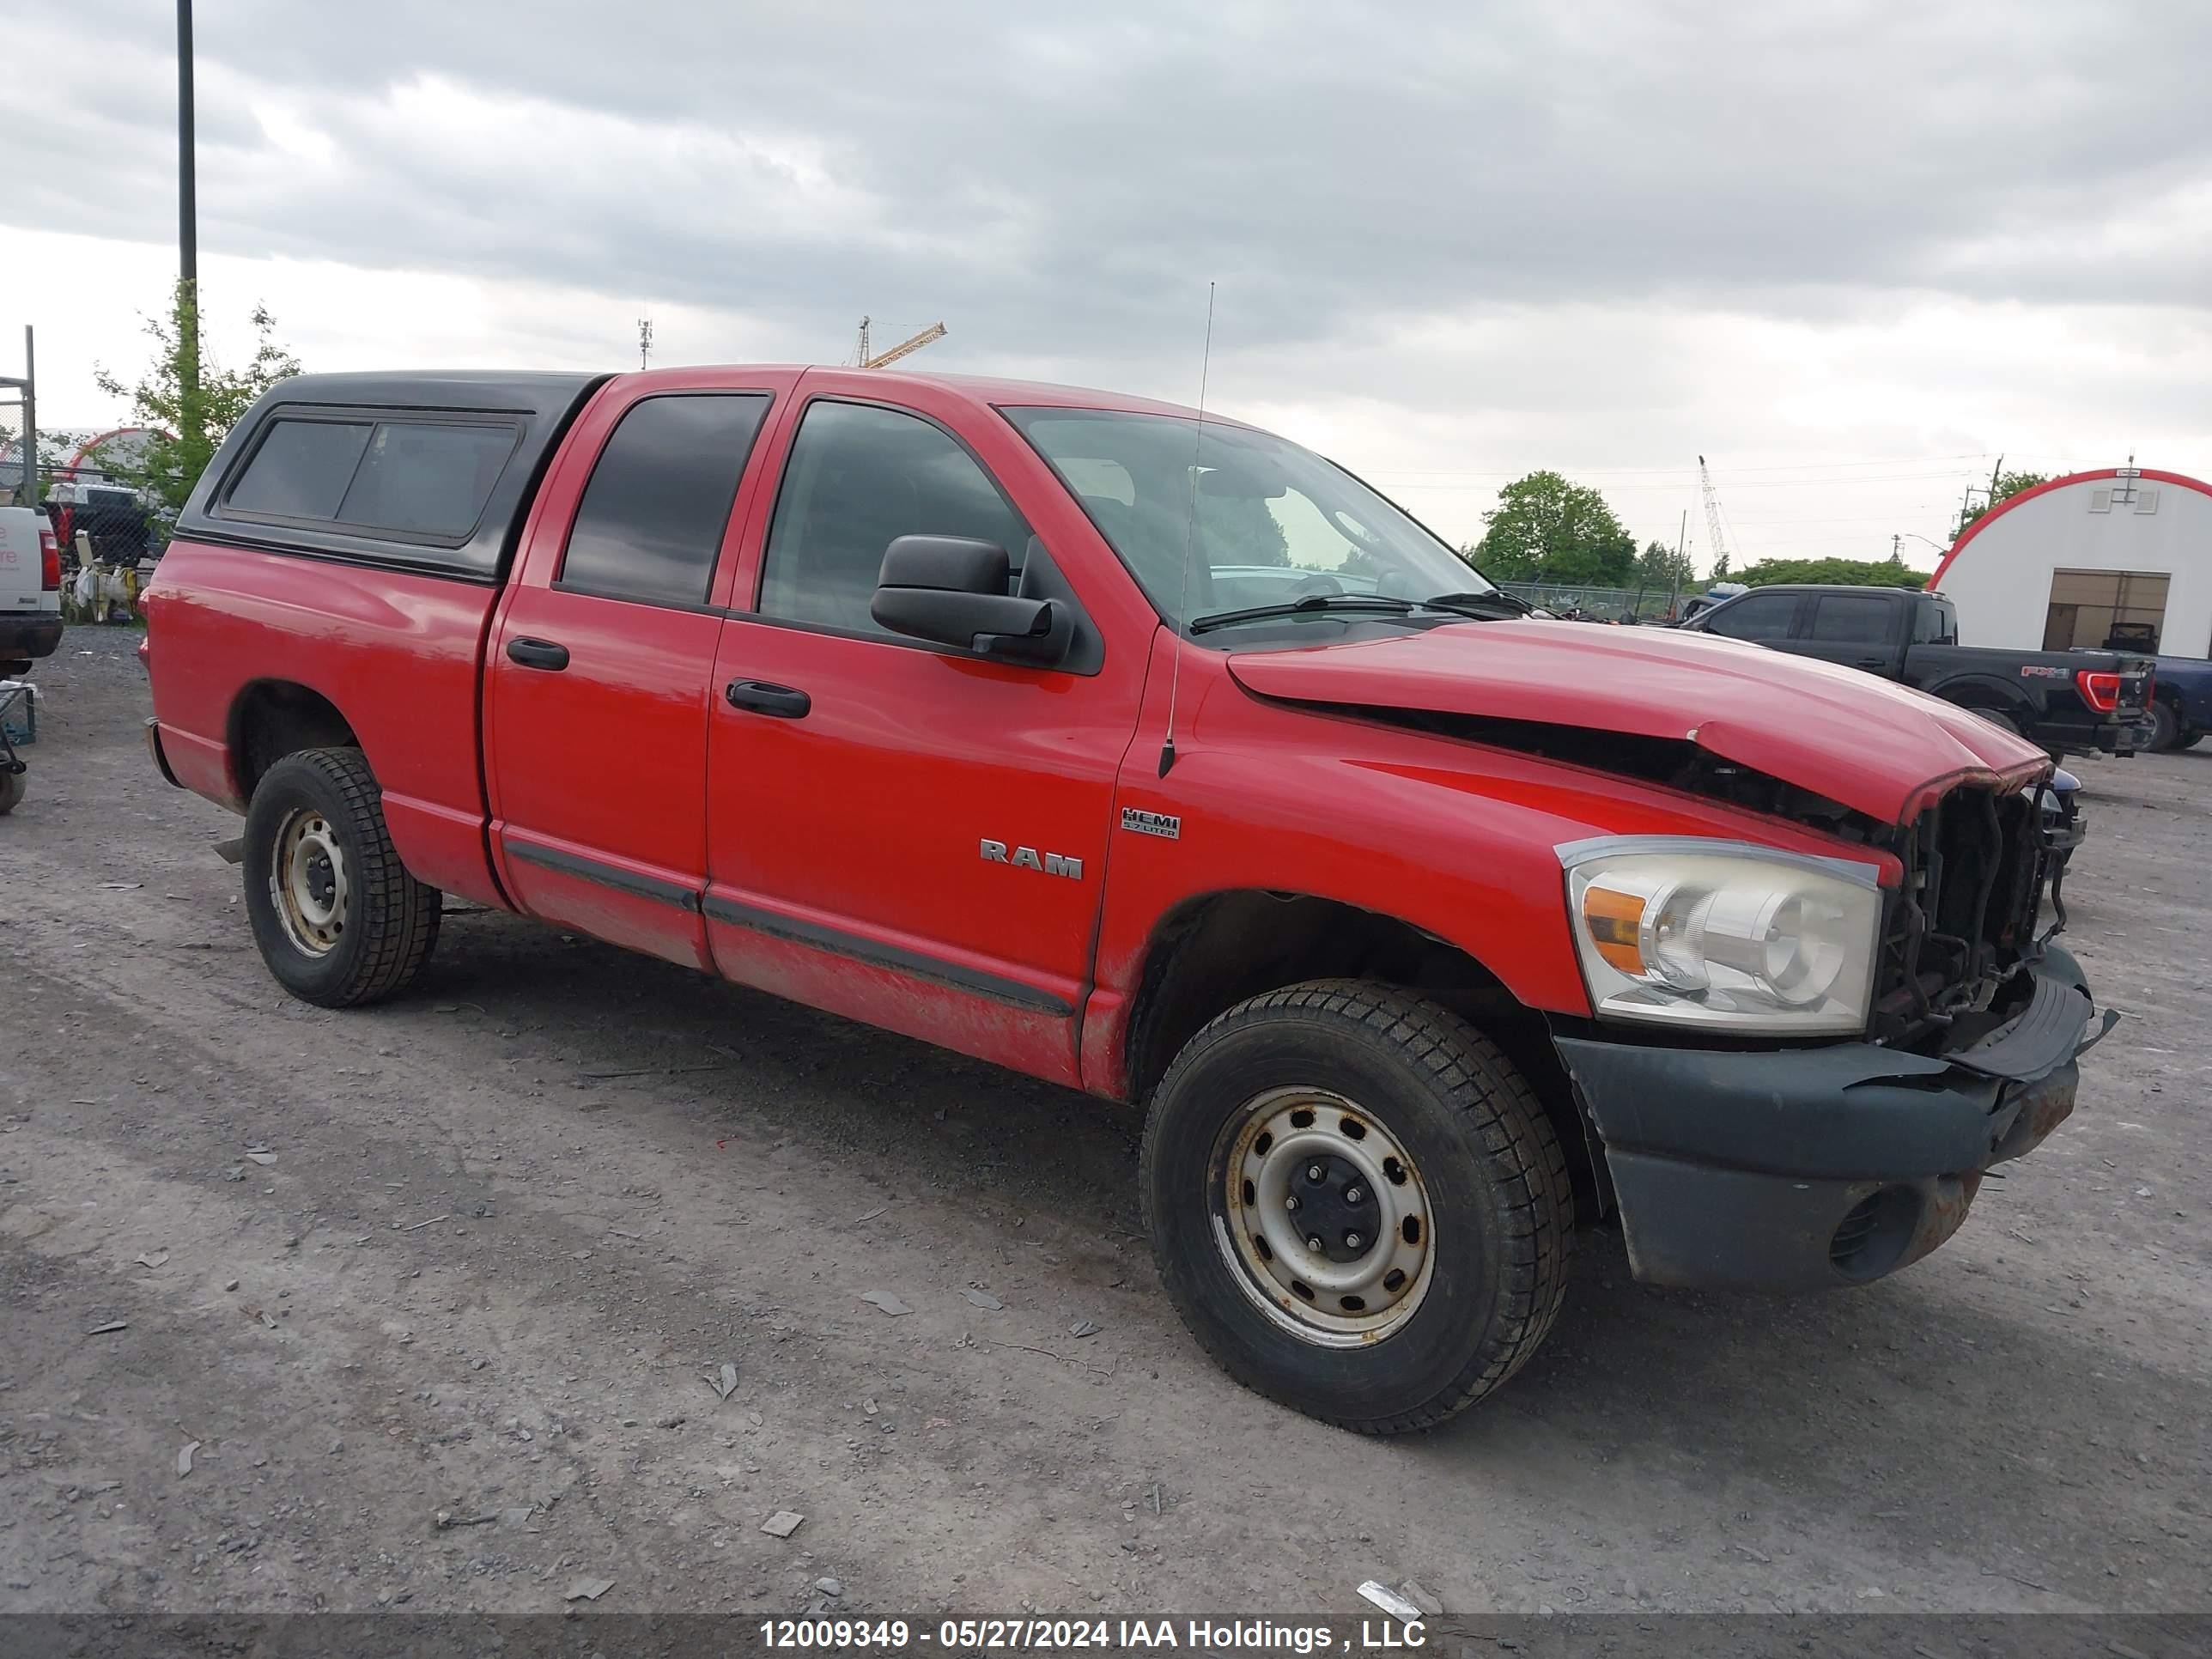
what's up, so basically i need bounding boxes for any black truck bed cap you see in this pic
[175,370,611,582]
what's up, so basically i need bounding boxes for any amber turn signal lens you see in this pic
[1581,884,1646,975]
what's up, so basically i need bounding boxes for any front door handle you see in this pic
[725,679,811,719]
[507,637,570,671]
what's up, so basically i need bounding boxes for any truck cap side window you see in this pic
[228,419,374,520]
[339,422,520,538]
[757,400,1030,637]
[1705,591,1796,641]
[224,415,520,543]
[557,393,770,608]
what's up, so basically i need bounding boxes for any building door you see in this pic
[2043,568,2170,652]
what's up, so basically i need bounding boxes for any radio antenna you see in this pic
[1159,281,1216,778]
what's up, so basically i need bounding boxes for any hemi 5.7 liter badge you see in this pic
[1121,807,1181,841]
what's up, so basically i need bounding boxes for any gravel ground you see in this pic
[1,626,2206,1620]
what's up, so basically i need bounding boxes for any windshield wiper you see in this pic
[1186,594,1419,635]
[1415,589,1534,618]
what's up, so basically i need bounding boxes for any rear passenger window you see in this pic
[757,401,1028,636]
[337,422,518,538]
[1809,594,1893,644]
[1705,592,1797,641]
[1912,598,1959,645]
[558,394,771,607]
[228,419,373,520]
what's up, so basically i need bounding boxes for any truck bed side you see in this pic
[1905,641,2153,742]
[143,370,606,909]
[146,545,508,904]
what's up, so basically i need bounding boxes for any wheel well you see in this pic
[229,681,357,801]
[1941,684,2024,714]
[1123,890,1601,1218]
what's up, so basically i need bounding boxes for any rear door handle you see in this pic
[1855,656,1887,670]
[506,637,570,671]
[725,679,811,719]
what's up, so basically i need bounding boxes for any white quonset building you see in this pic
[1929,467,2212,656]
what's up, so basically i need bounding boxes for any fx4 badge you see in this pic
[981,839,1083,880]
[1120,807,1181,841]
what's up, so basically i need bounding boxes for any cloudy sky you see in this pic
[8,0,2209,570]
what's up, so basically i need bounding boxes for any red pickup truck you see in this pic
[143,367,2111,1433]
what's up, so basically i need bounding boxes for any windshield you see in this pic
[1002,407,1492,634]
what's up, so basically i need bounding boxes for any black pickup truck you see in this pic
[1680,584,2153,760]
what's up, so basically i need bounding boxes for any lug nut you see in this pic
[1306,1235,1324,1253]
[1307,1164,1325,1182]
[1345,1231,1363,1250]
[1345,1186,1364,1204]
[1285,1194,1300,1212]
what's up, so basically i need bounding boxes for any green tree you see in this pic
[1465,471,1636,586]
[1955,469,2049,537]
[1737,556,1927,590]
[1710,550,1731,580]
[92,282,301,525]
[1633,537,1695,592]
[1200,493,1291,566]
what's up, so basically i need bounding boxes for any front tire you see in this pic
[242,747,441,1007]
[1139,981,1571,1434]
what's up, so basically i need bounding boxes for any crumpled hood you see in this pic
[1224,619,2050,824]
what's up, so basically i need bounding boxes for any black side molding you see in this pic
[497,838,1073,1018]
[702,894,1073,1016]
[505,840,699,911]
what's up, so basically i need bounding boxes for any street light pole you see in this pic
[178,0,198,402]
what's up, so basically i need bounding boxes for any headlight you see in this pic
[1559,838,1884,1035]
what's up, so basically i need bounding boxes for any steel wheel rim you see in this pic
[270,807,349,957]
[1212,1086,1435,1346]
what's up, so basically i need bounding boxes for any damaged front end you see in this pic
[1553,770,2115,1292]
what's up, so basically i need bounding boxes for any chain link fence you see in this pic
[1493,580,1688,623]
[2,402,165,623]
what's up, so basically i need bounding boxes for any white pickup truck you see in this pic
[0,503,64,676]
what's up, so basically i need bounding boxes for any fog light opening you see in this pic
[1829,1185,1921,1281]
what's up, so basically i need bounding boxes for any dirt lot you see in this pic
[2,627,2207,1620]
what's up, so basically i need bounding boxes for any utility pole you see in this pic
[177,0,198,407]
[2,328,36,507]
[1673,508,1688,610]
[21,329,33,509]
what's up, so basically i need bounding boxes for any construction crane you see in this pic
[1698,454,1735,573]
[854,316,947,369]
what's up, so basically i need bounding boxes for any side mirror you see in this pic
[871,535,1071,666]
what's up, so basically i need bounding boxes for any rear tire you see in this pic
[1961,703,2022,737]
[242,747,441,1007]
[2147,699,2179,752]
[1139,980,1571,1434]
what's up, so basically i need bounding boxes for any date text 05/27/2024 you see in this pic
[758,1620,1426,1652]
